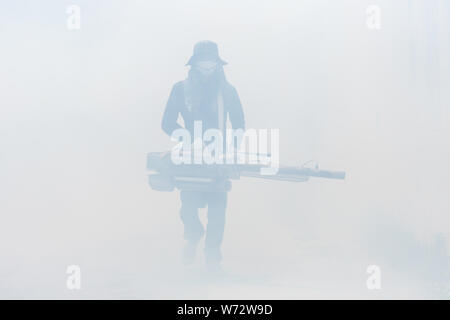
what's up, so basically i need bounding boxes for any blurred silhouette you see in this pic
[161,41,245,270]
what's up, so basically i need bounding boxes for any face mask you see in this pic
[195,61,218,77]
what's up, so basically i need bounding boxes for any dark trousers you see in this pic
[180,190,227,262]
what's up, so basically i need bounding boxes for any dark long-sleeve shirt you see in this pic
[161,80,245,138]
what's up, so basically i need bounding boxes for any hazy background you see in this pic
[1,0,449,299]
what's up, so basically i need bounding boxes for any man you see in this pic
[161,41,245,270]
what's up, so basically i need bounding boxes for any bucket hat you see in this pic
[186,40,227,66]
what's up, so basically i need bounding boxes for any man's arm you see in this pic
[227,85,245,130]
[161,82,183,136]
